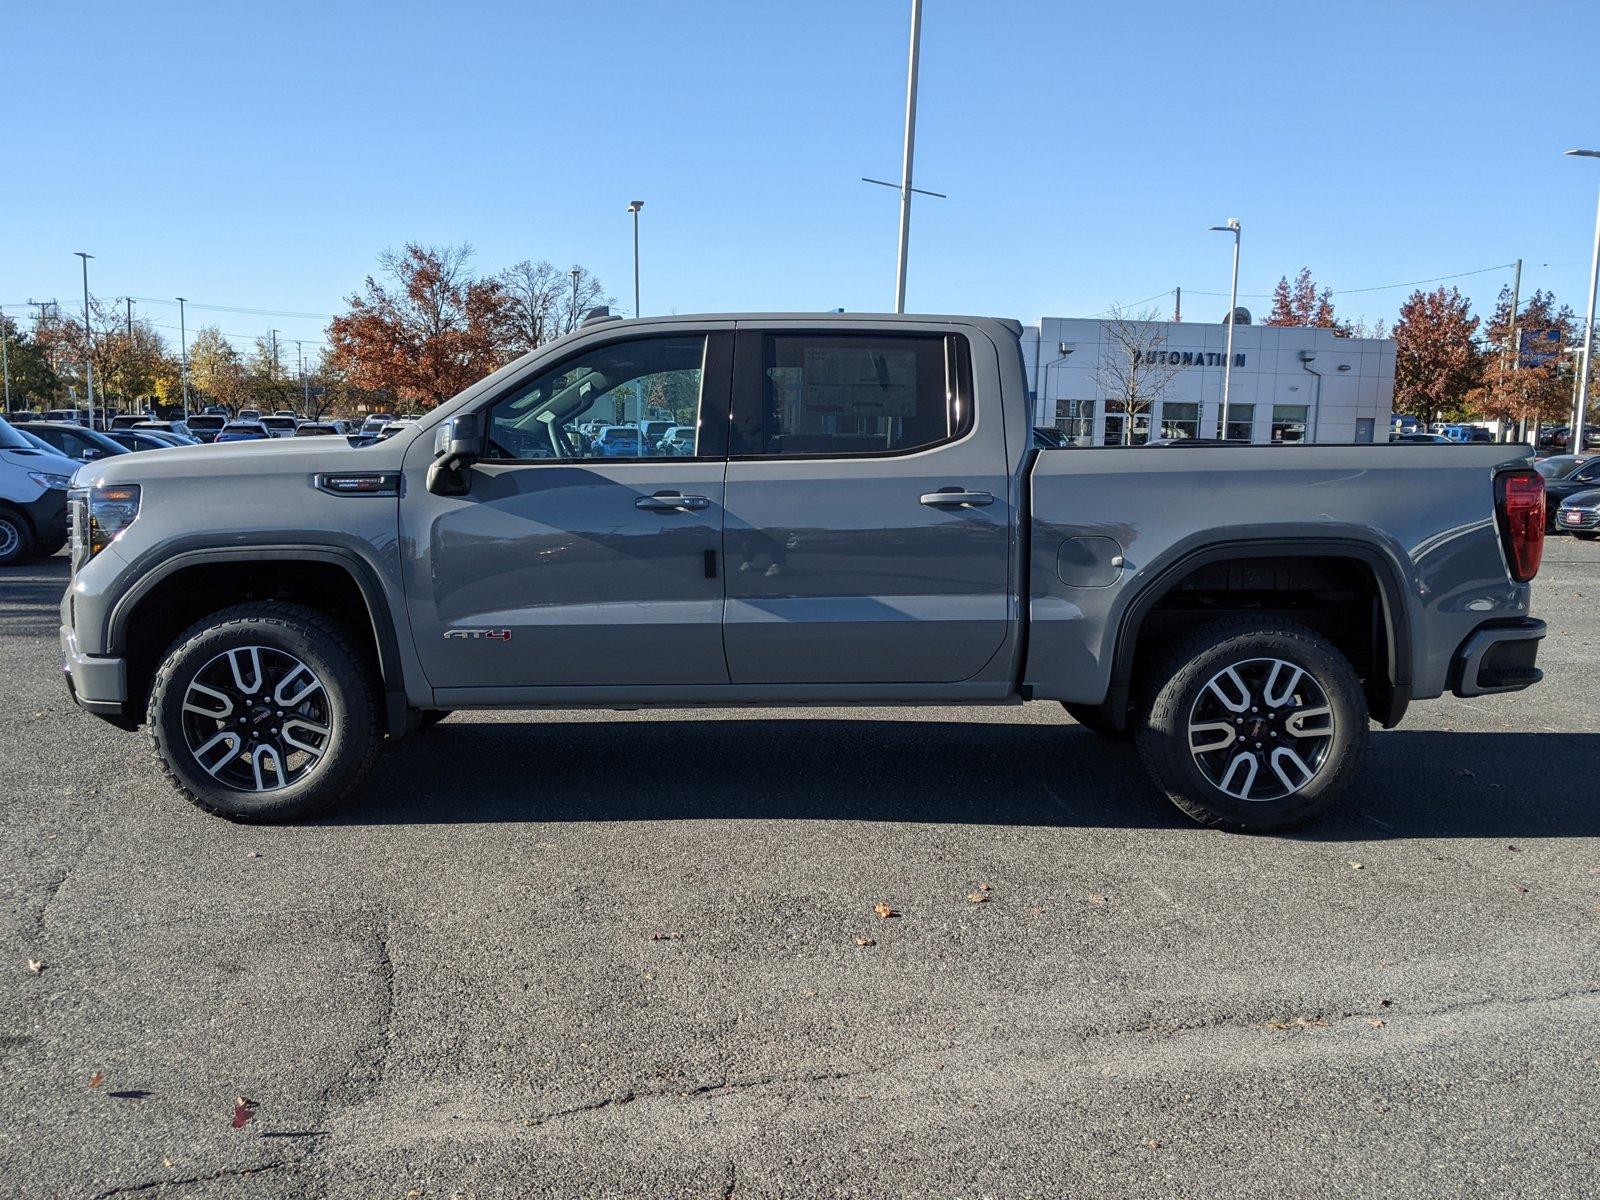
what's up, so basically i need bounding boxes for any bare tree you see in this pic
[1094,305,1184,444]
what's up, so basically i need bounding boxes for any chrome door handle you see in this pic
[920,490,995,507]
[635,493,711,511]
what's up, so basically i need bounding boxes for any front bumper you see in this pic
[1450,618,1545,697]
[24,488,69,544]
[60,623,130,722]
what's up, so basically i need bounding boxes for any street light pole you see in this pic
[570,269,581,331]
[1208,219,1242,439]
[1,307,11,416]
[295,341,309,412]
[627,200,644,318]
[176,297,190,419]
[893,0,924,314]
[1566,149,1600,455]
[74,252,95,429]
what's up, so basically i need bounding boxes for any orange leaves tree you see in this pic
[326,244,513,411]
[1465,287,1576,431]
[1392,286,1481,426]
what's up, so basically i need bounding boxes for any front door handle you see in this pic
[635,492,711,511]
[920,489,995,508]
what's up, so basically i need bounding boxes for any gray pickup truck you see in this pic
[59,312,1549,831]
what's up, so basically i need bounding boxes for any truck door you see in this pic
[721,327,1011,684]
[399,331,733,691]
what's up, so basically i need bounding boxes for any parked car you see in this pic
[185,414,229,444]
[378,420,417,440]
[657,425,698,455]
[1539,425,1600,454]
[1534,454,1593,480]
[1390,415,1422,437]
[1541,454,1600,527]
[639,418,675,448]
[12,421,131,464]
[215,422,271,443]
[359,414,395,437]
[61,311,1548,833]
[107,429,197,453]
[109,413,158,430]
[135,419,193,437]
[1390,433,1452,444]
[260,415,301,438]
[1554,489,1600,540]
[594,425,644,457]
[293,423,342,437]
[0,417,74,565]
[1440,423,1493,444]
[237,408,263,423]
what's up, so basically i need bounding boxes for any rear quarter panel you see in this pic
[1025,443,1535,705]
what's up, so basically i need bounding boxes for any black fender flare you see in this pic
[105,543,410,733]
[1102,536,1414,730]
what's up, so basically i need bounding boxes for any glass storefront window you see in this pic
[1103,411,1150,446]
[1158,402,1199,440]
[1271,405,1309,444]
[1224,403,1255,443]
[1053,398,1095,446]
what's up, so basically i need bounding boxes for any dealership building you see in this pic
[1020,315,1396,445]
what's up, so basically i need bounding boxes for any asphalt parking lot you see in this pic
[2,540,1599,1200]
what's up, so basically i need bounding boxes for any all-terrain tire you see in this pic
[0,508,36,567]
[1134,616,1367,832]
[147,601,381,822]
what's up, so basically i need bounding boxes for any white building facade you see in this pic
[1020,317,1396,445]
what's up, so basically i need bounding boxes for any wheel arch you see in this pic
[1103,536,1415,731]
[106,544,409,733]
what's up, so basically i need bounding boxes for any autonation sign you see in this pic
[1137,350,1246,367]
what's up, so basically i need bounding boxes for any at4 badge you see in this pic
[444,629,512,641]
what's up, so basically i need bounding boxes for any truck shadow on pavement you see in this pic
[335,718,1600,841]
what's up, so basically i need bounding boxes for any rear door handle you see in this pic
[636,492,711,511]
[920,490,995,507]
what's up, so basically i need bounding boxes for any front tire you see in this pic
[147,602,380,822]
[1135,617,1367,832]
[0,509,35,567]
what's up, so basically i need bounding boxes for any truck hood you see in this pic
[71,429,416,489]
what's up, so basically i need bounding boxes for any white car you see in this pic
[657,425,697,455]
[260,415,300,438]
[0,417,75,566]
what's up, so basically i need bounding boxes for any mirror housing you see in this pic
[426,415,482,496]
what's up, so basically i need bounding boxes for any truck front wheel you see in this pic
[147,602,381,822]
[1135,617,1367,832]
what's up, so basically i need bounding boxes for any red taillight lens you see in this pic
[1496,471,1544,582]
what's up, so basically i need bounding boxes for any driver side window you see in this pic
[485,335,708,462]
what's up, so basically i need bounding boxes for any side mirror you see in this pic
[426,415,482,497]
[81,449,103,461]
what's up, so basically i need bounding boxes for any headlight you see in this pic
[82,484,142,560]
[27,469,71,491]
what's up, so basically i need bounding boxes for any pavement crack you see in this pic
[317,916,396,1113]
[721,1157,738,1199]
[90,1159,291,1198]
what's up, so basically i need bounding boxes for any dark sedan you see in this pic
[216,422,271,443]
[1542,454,1600,528]
[1555,489,1600,540]
[11,421,130,464]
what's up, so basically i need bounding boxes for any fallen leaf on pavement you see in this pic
[88,1072,104,1088]
[1512,884,1529,894]
[854,937,876,947]
[1380,999,1394,1007]
[1367,1018,1385,1027]
[649,932,680,941]
[1456,768,1475,778]
[1267,1020,1293,1030]
[1295,1016,1331,1029]
[873,904,899,919]
[1507,845,1521,853]
[1144,1138,1162,1149]
[26,960,42,974]
[978,883,993,892]
[246,851,262,859]
[1349,862,1363,870]
[966,892,989,904]
[1087,894,1106,906]
[232,1096,258,1128]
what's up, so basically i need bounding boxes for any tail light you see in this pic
[1494,470,1544,582]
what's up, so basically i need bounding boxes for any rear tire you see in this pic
[0,509,35,567]
[1135,616,1367,832]
[1061,701,1130,739]
[147,602,381,822]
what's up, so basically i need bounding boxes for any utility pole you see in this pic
[295,341,309,412]
[627,200,644,318]
[892,0,924,314]
[1,306,11,415]
[176,297,190,418]
[1173,287,1182,323]
[1504,258,1522,443]
[74,252,95,429]
[1566,150,1600,457]
[570,269,581,331]
[125,296,133,340]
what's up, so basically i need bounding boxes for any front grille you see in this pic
[1558,508,1599,529]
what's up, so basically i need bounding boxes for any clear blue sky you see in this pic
[4,0,1599,359]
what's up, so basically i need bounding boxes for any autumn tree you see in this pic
[34,297,132,410]
[1464,286,1575,432]
[187,326,249,410]
[1,315,61,409]
[1392,286,1481,425]
[1095,306,1185,445]
[1264,267,1351,334]
[326,243,512,409]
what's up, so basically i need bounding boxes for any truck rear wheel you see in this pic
[147,602,381,822]
[1135,616,1367,832]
